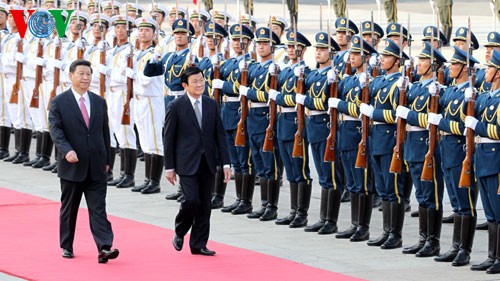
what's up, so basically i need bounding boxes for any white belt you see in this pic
[169,90,185,97]
[249,102,268,108]
[341,113,360,121]
[223,96,240,102]
[109,85,126,92]
[308,110,328,116]
[372,121,385,125]
[406,125,426,132]
[476,137,500,144]
[280,107,296,113]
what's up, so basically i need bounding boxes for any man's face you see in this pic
[138,26,154,43]
[183,72,205,97]
[88,6,96,14]
[152,12,164,25]
[485,66,499,82]
[485,46,500,61]
[7,13,16,28]
[380,54,398,71]
[315,47,329,64]
[70,19,85,35]
[271,24,282,38]
[127,11,138,20]
[257,41,271,57]
[69,65,92,91]
[190,18,200,33]
[206,36,220,51]
[454,40,466,51]
[350,52,363,69]
[174,31,188,47]
[115,24,127,41]
[287,45,302,61]
[231,38,248,53]
[104,9,112,17]
[449,62,465,79]
[336,31,347,46]
[417,57,431,76]
[92,22,107,39]
[0,11,7,25]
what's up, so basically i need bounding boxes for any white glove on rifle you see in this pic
[343,51,349,63]
[359,103,374,118]
[98,64,110,76]
[268,89,280,101]
[294,65,305,77]
[427,113,443,126]
[369,55,379,67]
[212,79,224,89]
[428,82,441,96]
[238,60,246,71]
[125,67,136,79]
[268,63,277,75]
[396,76,409,90]
[53,59,64,70]
[35,57,46,67]
[328,97,341,109]
[239,85,249,97]
[464,116,478,130]
[210,55,219,65]
[464,87,476,102]
[295,93,306,105]
[327,69,336,84]
[15,52,26,64]
[396,105,410,120]
[358,72,369,88]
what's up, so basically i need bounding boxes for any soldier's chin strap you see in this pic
[388,56,399,72]
[490,68,499,84]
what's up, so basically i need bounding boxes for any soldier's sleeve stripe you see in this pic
[488,124,499,140]
[450,121,460,135]
[316,98,325,111]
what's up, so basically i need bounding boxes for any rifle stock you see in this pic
[355,77,370,168]
[121,47,134,125]
[213,59,221,107]
[9,40,23,104]
[263,66,278,152]
[292,72,305,158]
[235,64,248,147]
[48,40,61,110]
[389,79,407,174]
[30,40,44,108]
[458,73,476,188]
[324,78,338,162]
[99,43,106,98]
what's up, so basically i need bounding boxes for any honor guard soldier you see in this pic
[239,27,282,221]
[0,2,13,160]
[448,27,479,86]
[431,46,479,266]
[148,3,168,39]
[156,6,187,57]
[230,13,257,59]
[297,32,343,235]
[476,32,500,94]
[102,15,135,187]
[102,1,121,45]
[363,39,408,249]
[87,0,98,15]
[211,10,232,59]
[269,29,313,228]
[361,20,384,51]
[269,15,290,70]
[44,0,56,9]
[331,36,376,241]
[190,9,210,58]
[423,26,448,50]
[468,50,500,274]
[397,42,447,257]
[145,18,197,199]
[334,17,358,77]
[125,3,144,47]
[211,24,256,215]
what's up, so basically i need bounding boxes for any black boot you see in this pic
[290,182,311,228]
[247,177,268,219]
[276,182,297,225]
[32,132,52,168]
[133,154,151,192]
[117,149,137,188]
[222,172,243,213]
[12,129,32,164]
[318,188,341,235]
[232,173,255,215]
[336,193,359,239]
[24,131,42,166]
[4,129,20,162]
[402,170,412,212]
[373,195,382,209]
[304,188,328,232]
[108,149,125,186]
[106,147,117,181]
[435,214,461,262]
[351,193,373,242]
[0,126,11,159]
[260,179,280,221]
[487,224,500,274]
[452,215,476,266]
[416,208,442,257]
[403,206,427,254]
[340,189,351,202]
[211,166,227,209]
[472,223,497,270]
[44,147,57,171]
[367,200,390,246]
[141,154,163,194]
[381,202,405,249]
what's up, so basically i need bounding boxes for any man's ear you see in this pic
[181,82,188,89]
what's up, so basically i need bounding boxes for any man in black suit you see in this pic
[164,66,231,256]
[49,59,119,263]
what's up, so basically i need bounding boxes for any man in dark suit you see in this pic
[49,59,119,263]
[164,66,231,256]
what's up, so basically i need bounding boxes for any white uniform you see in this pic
[1,33,23,129]
[23,36,45,131]
[0,30,12,129]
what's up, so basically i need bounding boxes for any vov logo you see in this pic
[10,9,74,39]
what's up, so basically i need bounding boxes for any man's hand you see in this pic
[106,165,110,172]
[65,150,79,163]
[166,170,177,185]
[223,168,232,183]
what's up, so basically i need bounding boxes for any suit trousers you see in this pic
[175,154,214,250]
[59,173,113,251]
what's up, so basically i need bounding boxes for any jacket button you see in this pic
[420,138,423,141]
[386,130,390,134]
[493,148,496,152]
[458,140,461,143]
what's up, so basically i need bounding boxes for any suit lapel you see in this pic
[67,90,88,129]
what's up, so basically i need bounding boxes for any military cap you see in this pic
[386,22,411,41]
[285,30,311,47]
[102,1,120,11]
[450,45,479,65]
[190,9,211,22]
[65,0,84,8]
[172,18,195,35]
[111,14,134,26]
[205,21,228,38]
[360,21,384,38]
[0,3,8,15]
[485,32,500,48]
[69,11,89,24]
[241,14,258,26]
[89,13,111,26]
[255,27,280,45]
[45,0,55,3]
[335,17,359,34]
[350,35,377,55]
[380,39,409,60]
[148,3,168,16]
[270,15,289,31]
[422,26,448,46]
[87,0,98,8]
[314,32,340,51]
[452,27,479,50]
[168,6,187,17]
[125,3,144,14]
[211,10,232,21]
[417,42,447,65]
[230,24,254,40]
[135,17,157,30]
[486,49,500,68]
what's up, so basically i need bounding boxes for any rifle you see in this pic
[9,39,23,104]
[121,4,133,125]
[370,10,379,78]
[223,0,230,60]
[197,3,204,58]
[291,19,305,158]
[343,11,353,76]
[389,24,408,174]
[99,15,107,98]
[324,0,338,162]
[212,24,221,106]
[458,17,476,189]
[30,38,44,108]
[235,15,248,147]
[405,14,414,82]
[355,33,371,169]
[263,18,278,152]
[48,37,61,110]
[75,0,84,59]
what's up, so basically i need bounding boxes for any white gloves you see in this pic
[464,116,478,130]
[295,93,306,105]
[358,72,369,88]
[15,52,26,63]
[294,65,305,77]
[396,76,409,90]
[210,55,219,65]
[238,60,246,71]
[268,63,277,75]
[464,87,476,102]
[328,97,341,109]
[369,55,379,67]
[53,59,64,70]
[35,57,46,67]
[125,67,136,79]
[359,103,374,118]
[428,113,443,126]
[327,69,337,84]
[396,105,410,120]
[98,64,110,76]
[239,85,249,97]
[97,40,107,50]
[75,38,85,50]
[212,79,224,89]
[343,51,349,63]
[149,50,162,63]
[268,89,280,101]
[405,58,413,68]
[428,82,439,96]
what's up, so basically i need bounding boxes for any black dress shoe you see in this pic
[172,234,183,251]
[62,249,74,258]
[98,249,119,263]
[211,196,224,209]
[191,247,216,256]
[165,190,182,200]
[42,161,56,171]
[141,184,160,194]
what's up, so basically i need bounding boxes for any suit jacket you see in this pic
[163,94,230,176]
[49,89,111,182]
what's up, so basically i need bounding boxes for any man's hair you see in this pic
[69,59,93,74]
[181,66,203,84]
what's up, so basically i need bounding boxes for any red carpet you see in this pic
[0,188,364,281]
